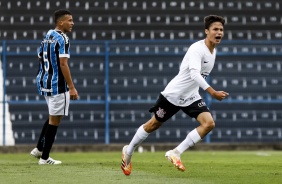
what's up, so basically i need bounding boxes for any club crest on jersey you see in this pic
[156,107,166,118]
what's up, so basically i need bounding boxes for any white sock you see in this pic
[175,128,202,154]
[127,124,149,155]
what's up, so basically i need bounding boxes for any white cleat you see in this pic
[38,157,62,165]
[30,148,42,159]
[121,145,132,176]
[165,149,186,172]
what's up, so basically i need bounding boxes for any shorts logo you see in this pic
[156,107,166,118]
[198,101,206,107]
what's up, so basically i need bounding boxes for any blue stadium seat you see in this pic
[2,1,282,143]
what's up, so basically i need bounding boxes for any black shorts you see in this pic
[149,94,210,122]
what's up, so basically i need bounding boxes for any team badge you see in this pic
[156,107,166,118]
[198,101,206,107]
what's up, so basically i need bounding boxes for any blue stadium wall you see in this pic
[1,40,282,144]
[1,0,282,144]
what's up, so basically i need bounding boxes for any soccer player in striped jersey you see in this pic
[30,9,78,165]
[121,15,229,175]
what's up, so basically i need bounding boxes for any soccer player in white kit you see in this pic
[121,15,229,175]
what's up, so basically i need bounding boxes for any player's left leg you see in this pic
[38,92,69,165]
[195,112,215,138]
[166,100,214,171]
[30,118,49,159]
[166,112,214,171]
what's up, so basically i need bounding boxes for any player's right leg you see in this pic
[121,145,132,175]
[121,94,179,175]
[120,122,150,175]
[40,119,60,163]
[121,114,167,175]
[39,157,62,165]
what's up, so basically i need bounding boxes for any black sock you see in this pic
[41,124,58,160]
[36,118,49,151]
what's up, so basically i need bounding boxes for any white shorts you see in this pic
[45,91,70,116]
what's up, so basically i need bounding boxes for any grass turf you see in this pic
[0,151,281,184]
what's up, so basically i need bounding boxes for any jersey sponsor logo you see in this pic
[42,39,56,44]
[179,95,198,104]
[198,101,206,107]
[189,95,197,101]
[156,107,166,118]
[40,87,53,93]
[179,98,186,104]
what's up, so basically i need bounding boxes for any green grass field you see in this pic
[0,151,281,184]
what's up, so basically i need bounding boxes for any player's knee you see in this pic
[203,120,215,131]
[144,117,163,133]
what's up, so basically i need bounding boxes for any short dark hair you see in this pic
[204,15,225,29]
[54,9,72,24]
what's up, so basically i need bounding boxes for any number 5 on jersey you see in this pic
[43,51,49,71]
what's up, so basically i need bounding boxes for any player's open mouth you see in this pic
[215,36,221,41]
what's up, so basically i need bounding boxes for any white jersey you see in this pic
[161,39,216,107]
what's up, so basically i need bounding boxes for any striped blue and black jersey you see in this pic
[36,29,70,96]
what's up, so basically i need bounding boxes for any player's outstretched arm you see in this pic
[206,87,229,101]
